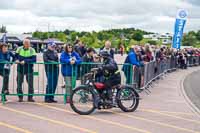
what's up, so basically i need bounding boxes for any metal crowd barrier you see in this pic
[187,56,200,67]
[72,62,134,87]
[0,62,68,104]
[170,56,178,70]
[141,55,200,93]
[192,56,199,66]
[1,55,200,103]
[141,57,178,93]
[0,62,133,104]
[187,56,193,67]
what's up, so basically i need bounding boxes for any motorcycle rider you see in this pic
[92,51,121,104]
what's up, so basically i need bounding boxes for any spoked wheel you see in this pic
[70,86,96,115]
[117,85,139,112]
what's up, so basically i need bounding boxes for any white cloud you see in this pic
[0,0,199,33]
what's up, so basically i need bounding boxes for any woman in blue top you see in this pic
[0,43,15,101]
[60,44,82,103]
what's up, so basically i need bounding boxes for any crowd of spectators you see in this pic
[1,38,200,103]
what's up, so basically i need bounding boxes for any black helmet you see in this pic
[100,51,110,58]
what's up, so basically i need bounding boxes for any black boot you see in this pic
[18,97,23,102]
[3,90,9,95]
[106,90,113,105]
[28,97,35,102]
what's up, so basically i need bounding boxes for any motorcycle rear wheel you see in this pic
[117,85,139,112]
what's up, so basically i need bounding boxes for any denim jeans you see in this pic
[45,70,59,101]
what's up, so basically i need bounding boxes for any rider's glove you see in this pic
[91,68,99,72]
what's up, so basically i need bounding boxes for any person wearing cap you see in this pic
[0,43,15,101]
[60,44,82,103]
[15,39,37,102]
[43,42,59,103]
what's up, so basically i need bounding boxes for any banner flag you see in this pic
[172,9,188,49]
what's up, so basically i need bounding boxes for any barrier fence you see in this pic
[188,56,199,66]
[0,55,200,104]
[0,62,133,104]
[0,62,70,104]
[142,57,178,92]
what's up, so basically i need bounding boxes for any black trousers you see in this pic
[0,69,10,93]
[16,72,34,99]
[104,73,121,99]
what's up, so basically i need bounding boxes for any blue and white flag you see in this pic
[1,33,7,43]
[172,9,188,49]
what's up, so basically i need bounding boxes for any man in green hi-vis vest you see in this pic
[15,39,37,102]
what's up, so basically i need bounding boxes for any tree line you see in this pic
[32,28,200,48]
[182,31,200,47]
[32,28,151,48]
[1,25,200,48]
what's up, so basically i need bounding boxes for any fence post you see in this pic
[130,64,133,84]
[64,94,67,105]
[1,94,5,104]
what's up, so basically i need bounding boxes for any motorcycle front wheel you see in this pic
[70,86,96,115]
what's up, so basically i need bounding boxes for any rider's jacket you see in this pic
[99,57,119,78]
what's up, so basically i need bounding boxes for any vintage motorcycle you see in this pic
[70,70,140,115]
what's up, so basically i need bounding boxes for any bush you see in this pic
[147,40,157,45]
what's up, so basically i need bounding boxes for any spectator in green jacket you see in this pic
[15,39,37,102]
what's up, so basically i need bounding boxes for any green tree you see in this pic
[56,32,67,42]
[182,33,197,46]
[147,40,157,45]
[80,35,95,47]
[132,31,143,44]
[64,29,71,35]
[70,32,78,42]
[41,32,49,40]
[101,33,112,41]
[49,32,56,38]
[97,32,104,41]
[33,31,42,39]
[111,38,121,48]
[196,30,200,41]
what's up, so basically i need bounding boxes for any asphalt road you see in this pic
[184,69,200,111]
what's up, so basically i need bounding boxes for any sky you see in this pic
[0,0,199,33]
